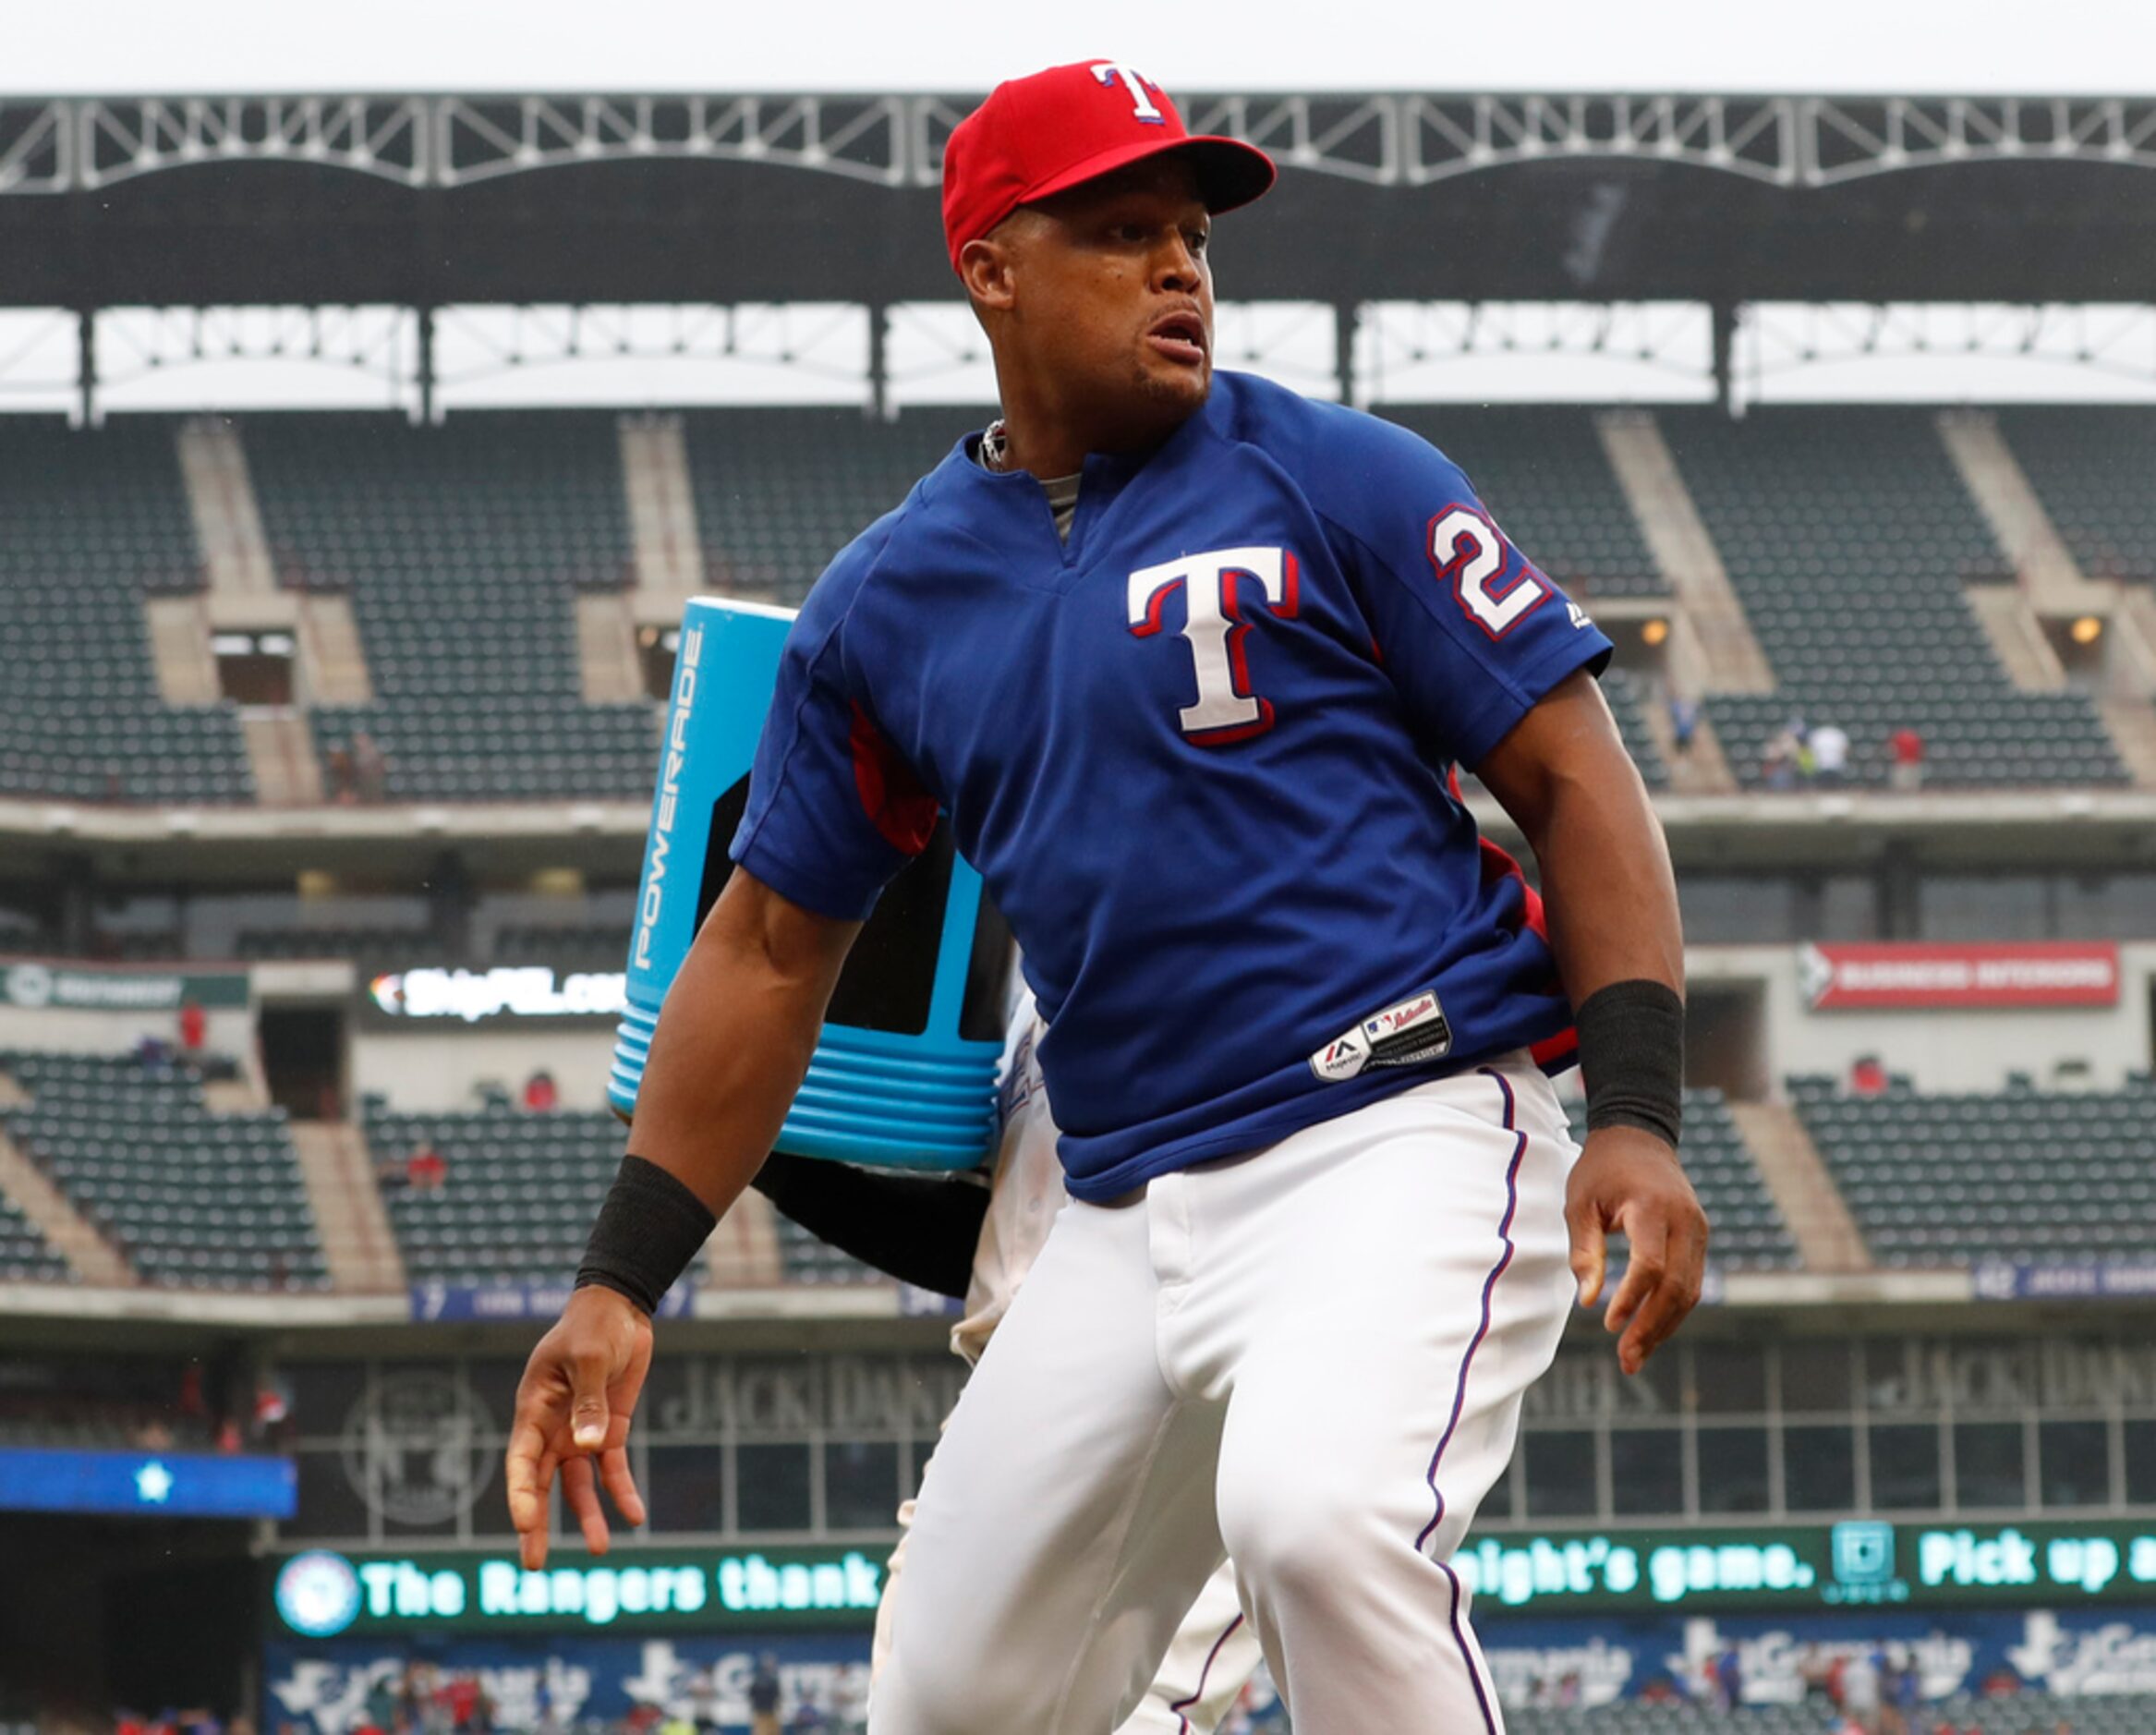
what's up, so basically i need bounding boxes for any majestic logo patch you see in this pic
[1309,987,1453,1082]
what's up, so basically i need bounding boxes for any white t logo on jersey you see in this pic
[1128,545,1301,746]
[1091,62,1167,125]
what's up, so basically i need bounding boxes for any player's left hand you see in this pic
[1565,1126,1709,1377]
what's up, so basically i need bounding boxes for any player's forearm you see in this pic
[1527,750,1683,1007]
[626,872,861,1219]
[1478,673,1683,1005]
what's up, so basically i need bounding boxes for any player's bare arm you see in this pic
[1476,667,1707,1377]
[504,868,861,1570]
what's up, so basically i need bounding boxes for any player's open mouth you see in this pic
[1146,310,1207,367]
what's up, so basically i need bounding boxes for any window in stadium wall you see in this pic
[280,1353,964,1545]
[272,1338,2156,1545]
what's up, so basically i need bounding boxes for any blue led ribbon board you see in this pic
[0,1446,297,1518]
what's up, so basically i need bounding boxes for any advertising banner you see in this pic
[0,1445,294,1519]
[264,1633,872,1735]
[365,965,625,1025]
[268,1547,886,1640]
[1799,941,2120,1010]
[0,957,251,1012]
[262,1608,2156,1728]
[1480,1607,2156,1707]
[1457,1518,2156,1616]
[1972,1260,2156,1302]
[407,1281,694,1324]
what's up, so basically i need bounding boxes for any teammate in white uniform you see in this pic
[509,62,1707,1733]
[880,991,1265,1734]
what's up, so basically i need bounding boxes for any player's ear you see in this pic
[959,233,1020,315]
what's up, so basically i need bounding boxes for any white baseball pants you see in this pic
[878,1517,1257,1734]
[869,1054,1579,1733]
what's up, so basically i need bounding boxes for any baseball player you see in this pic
[749,975,1266,1733]
[508,59,1706,1734]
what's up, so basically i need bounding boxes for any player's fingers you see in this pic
[599,1443,647,1530]
[1603,1207,1667,1340]
[563,1452,612,1556]
[515,1443,559,1571]
[504,1415,554,1547]
[1617,1209,1705,1375]
[1565,1185,1606,1309]
[569,1349,613,1453]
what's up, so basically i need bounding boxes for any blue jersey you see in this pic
[731,371,1613,1202]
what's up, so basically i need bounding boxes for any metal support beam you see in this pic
[1712,301,1738,418]
[76,308,94,428]
[1334,301,1358,407]
[866,300,890,421]
[417,305,436,425]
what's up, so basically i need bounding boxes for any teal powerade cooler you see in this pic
[609,595,1008,1171]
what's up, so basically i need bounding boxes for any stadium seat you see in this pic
[1662,406,2128,790]
[0,1050,329,1290]
[365,1103,733,1288]
[242,410,655,803]
[0,1183,72,1285]
[1791,1072,2156,1267]
[0,419,253,804]
[682,405,991,604]
[2000,406,2156,584]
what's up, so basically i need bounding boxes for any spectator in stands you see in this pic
[523,1069,559,1112]
[1714,1641,1743,1708]
[1842,1644,1883,1733]
[1851,1054,1890,1096]
[1668,694,1701,758]
[686,1669,719,1735]
[748,1655,783,1735]
[406,1141,447,1193]
[1811,718,1851,788]
[353,732,389,803]
[1891,723,1926,791]
[1763,725,1801,790]
[326,746,357,805]
[177,998,207,1057]
[362,1677,396,1735]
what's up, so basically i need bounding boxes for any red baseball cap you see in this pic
[942,61,1277,275]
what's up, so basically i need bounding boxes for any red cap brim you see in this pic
[1018,132,1277,220]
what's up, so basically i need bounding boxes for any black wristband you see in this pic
[1574,979,1685,1151]
[575,1155,718,1316]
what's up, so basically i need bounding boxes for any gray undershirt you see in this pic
[977,431,1082,543]
[1040,472,1082,543]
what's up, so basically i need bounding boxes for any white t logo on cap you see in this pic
[1091,63,1166,125]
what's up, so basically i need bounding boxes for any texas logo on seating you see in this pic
[610,596,1008,1171]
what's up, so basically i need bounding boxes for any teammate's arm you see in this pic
[1475,669,1707,1377]
[504,867,860,1570]
[751,1153,990,1296]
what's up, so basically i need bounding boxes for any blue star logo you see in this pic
[134,1460,175,1504]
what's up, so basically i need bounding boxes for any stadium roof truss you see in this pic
[6,91,2156,196]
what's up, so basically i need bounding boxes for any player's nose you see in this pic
[1149,233,1203,295]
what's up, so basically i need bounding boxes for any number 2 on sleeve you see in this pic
[1428,504,1547,639]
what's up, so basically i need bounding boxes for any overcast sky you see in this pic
[11,0,2156,96]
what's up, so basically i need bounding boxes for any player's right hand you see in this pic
[505,1284,654,1570]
